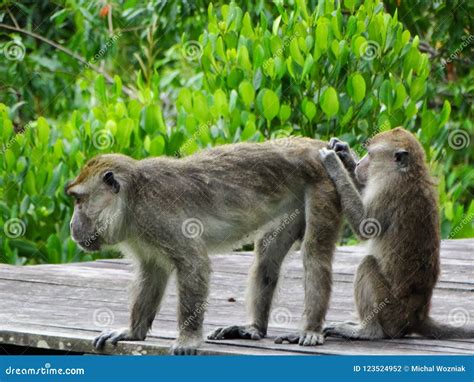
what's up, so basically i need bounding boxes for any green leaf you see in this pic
[347,73,366,104]
[113,75,122,99]
[149,135,165,156]
[238,81,255,107]
[393,82,407,110]
[439,100,451,127]
[279,104,291,122]
[340,106,354,127]
[178,88,193,113]
[320,87,339,117]
[379,80,393,109]
[241,120,257,140]
[302,100,316,121]
[262,90,280,121]
[410,77,426,101]
[95,76,107,104]
[237,45,252,71]
[315,19,329,52]
[290,38,305,67]
[37,117,50,146]
[302,54,314,79]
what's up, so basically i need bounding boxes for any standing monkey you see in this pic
[66,137,342,354]
[319,127,474,340]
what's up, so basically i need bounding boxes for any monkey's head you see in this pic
[356,127,426,185]
[65,154,136,252]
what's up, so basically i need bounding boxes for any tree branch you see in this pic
[0,23,136,98]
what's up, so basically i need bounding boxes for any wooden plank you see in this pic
[0,240,472,355]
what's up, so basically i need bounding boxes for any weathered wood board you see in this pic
[0,239,472,355]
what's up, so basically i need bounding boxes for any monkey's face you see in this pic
[359,128,422,184]
[66,156,129,252]
[355,154,370,184]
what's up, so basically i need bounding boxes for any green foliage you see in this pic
[0,78,185,264]
[179,0,430,142]
[0,0,472,264]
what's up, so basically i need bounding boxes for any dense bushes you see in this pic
[0,0,472,265]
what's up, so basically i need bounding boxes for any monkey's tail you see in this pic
[415,317,474,339]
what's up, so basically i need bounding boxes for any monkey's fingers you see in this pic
[299,331,325,346]
[110,330,131,345]
[274,333,300,344]
[328,137,342,150]
[171,346,198,356]
[93,330,114,349]
[208,325,262,340]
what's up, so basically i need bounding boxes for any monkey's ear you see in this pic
[394,149,409,168]
[103,171,120,193]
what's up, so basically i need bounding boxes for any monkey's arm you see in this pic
[327,138,363,191]
[319,148,367,240]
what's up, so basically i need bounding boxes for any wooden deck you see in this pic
[0,239,472,355]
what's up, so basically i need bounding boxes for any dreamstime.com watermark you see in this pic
[181,218,204,239]
[447,212,473,239]
[263,32,300,71]
[3,40,26,61]
[262,209,300,248]
[354,297,390,335]
[177,122,211,156]
[1,121,33,154]
[270,307,293,327]
[441,34,474,68]
[180,301,209,331]
[84,31,122,69]
[5,363,85,376]
[181,40,203,62]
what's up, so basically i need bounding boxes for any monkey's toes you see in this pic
[93,329,133,349]
[274,333,300,344]
[93,330,114,349]
[275,331,325,346]
[170,345,198,356]
[208,325,263,340]
[299,331,325,346]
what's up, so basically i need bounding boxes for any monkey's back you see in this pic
[133,137,336,249]
[369,175,440,326]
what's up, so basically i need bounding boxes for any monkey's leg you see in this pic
[171,250,211,355]
[208,217,303,341]
[93,260,171,349]
[325,255,399,340]
[276,188,342,346]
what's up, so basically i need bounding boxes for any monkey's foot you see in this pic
[274,330,325,346]
[93,328,142,350]
[207,325,265,340]
[324,322,372,339]
[170,336,201,355]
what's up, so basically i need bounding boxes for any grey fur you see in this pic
[66,137,342,354]
[319,128,474,340]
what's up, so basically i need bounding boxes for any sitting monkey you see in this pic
[319,128,474,340]
[66,137,343,354]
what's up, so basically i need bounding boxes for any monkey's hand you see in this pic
[274,330,325,346]
[93,328,143,350]
[319,148,346,183]
[327,138,357,173]
[207,325,265,341]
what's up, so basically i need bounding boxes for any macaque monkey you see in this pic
[319,127,474,340]
[66,137,343,354]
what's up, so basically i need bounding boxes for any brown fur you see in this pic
[320,128,474,340]
[66,137,343,354]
